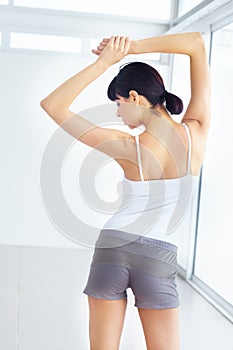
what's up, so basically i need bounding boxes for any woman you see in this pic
[41,32,211,350]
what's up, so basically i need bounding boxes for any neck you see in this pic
[140,106,176,133]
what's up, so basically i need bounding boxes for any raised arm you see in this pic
[40,36,131,124]
[39,36,136,161]
[130,32,211,129]
[96,32,211,130]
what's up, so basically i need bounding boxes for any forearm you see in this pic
[40,59,108,112]
[130,32,204,57]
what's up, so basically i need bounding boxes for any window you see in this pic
[194,22,233,306]
[14,0,171,20]
[178,0,204,17]
[10,32,82,53]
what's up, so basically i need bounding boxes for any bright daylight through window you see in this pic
[10,33,82,53]
[14,0,171,20]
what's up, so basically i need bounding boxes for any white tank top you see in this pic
[102,122,200,243]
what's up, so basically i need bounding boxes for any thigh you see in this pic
[125,236,180,310]
[83,263,129,299]
[138,306,180,350]
[88,296,127,350]
[130,269,180,309]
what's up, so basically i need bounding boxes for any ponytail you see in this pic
[163,90,183,115]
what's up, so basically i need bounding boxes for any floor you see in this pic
[0,244,232,350]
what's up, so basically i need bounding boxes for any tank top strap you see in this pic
[135,134,145,181]
[182,123,191,174]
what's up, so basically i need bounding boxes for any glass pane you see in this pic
[0,0,8,4]
[14,0,171,20]
[178,0,204,16]
[0,32,2,46]
[10,33,82,53]
[194,22,233,305]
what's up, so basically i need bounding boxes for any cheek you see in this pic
[120,108,128,119]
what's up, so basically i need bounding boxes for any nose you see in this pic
[117,108,121,117]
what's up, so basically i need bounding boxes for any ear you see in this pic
[129,90,140,104]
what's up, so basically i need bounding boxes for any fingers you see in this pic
[109,35,131,53]
[92,36,130,54]
[98,42,108,49]
[91,49,101,55]
[118,36,130,53]
[92,35,131,62]
[91,38,110,56]
[114,35,121,48]
[109,35,116,45]
[124,36,131,53]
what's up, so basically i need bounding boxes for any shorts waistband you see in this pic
[97,229,178,253]
[136,235,178,253]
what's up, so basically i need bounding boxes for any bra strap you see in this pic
[182,123,191,174]
[135,134,145,181]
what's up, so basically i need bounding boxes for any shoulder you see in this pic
[181,119,211,172]
[181,119,211,141]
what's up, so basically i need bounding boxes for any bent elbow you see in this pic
[40,98,56,118]
[195,31,203,40]
[40,99,73,124]
[190,32,206,57]
[40,98,50,112]
[195,31,205,48]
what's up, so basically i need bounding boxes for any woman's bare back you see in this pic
[117,120,208,181]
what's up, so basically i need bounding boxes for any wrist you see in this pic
[95,57,111,72]
[129,40,137,55]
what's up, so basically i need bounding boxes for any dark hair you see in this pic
[107,62,183,115]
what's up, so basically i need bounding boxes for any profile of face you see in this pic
[115,93,143,129]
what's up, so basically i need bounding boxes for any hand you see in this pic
[92,38,110,56]
[94,36,131,66]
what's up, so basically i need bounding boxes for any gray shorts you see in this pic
[83,229,180,309]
